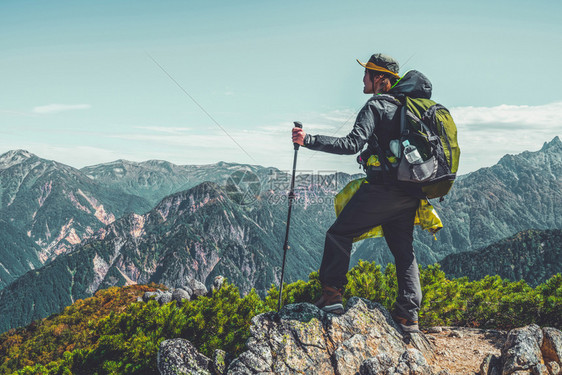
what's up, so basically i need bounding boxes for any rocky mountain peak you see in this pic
[0,149,37,169]
[541,135,561,151]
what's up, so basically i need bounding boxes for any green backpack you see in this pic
[359,90,460,200]
[395,96,461,199]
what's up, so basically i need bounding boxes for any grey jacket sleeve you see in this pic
[303,102,376,155]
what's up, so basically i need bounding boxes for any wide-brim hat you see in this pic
[357,53,400,80]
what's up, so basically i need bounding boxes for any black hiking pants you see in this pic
[318,182,422,321]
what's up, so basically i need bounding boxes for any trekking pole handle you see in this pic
[293,121,303,151]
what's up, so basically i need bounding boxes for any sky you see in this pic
[1,0,561,176]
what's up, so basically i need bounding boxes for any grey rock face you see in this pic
[488,325,562,375]
[157,291,173,305]
[187,278,208,298]
[172,288,192,303]
[542,327,562,364]
[360,353,394,374]
[393,349,432,375]
[501,324,544,374]
[547,361,560,375]
[480,354,501,375]
[157,338,211,375]
[211,349,227,375]
[212,275,225,294]
[359,349,431,375]
[226,298,433,375]
[142,291,160,302]
[531,363,549,375]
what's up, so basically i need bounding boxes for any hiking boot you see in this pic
[391,311,420,333]
[314,285,344,314]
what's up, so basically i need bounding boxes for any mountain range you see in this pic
[439,228,562,286]
[0,150,153,287]
[0,136,560,332]
[0,160,355,332]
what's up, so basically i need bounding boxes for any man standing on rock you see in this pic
[292,53,432,333]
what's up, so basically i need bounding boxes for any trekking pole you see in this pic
[278,121,302,312]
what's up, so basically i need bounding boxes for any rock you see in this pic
[448,330,463,338]
[172,288,192,303]
[226,298,428,375]
[211,349,227,375]
[480,354,501,375]
[502,325,544,374]
[392,349,432,375]
[407,331,436,362]
[186,278,208,298]
[359,353,394,374]
[212,276,225,294]
[427,327,443,334]
[531,363,549,375]
[157,338,211,375]
[142,291,159,302]
[547,361,560,375]
[541,327,562,363]
[157,291,173,305]
[136,296,143,302]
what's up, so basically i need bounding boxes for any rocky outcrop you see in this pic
[158,298,436,375]
[480,324,562,375]
[141,277,217,306]
[158,339,212,375]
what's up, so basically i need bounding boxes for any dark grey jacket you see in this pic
[303,70,432,156]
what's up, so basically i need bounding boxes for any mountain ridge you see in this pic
[439,228,562,286]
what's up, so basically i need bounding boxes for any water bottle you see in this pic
[402,140,423,164]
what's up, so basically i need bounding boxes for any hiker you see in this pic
[291,53,430,333]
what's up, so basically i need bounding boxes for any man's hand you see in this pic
[292,127,306,146]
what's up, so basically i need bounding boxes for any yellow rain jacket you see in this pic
[334,177,443,242]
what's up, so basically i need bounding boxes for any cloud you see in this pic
[13,102,555,176]
[32,104,91,114]
[450,101,562,175]
[0,109,37,117]
[134,126,191,134]
[450,102,562,127]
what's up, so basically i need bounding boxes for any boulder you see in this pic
[480,354,501,375]
[172,288,192,304]
[211,349,227,375]
[212,275,226,294]
[477,325,562,375]
[531,363,549,375]
[186,278,208,298]
[541,327,562,364]
[359,353,394,374]
[226,297,433,375]
[501,324,544,374]
[392,349,432,375]
[427,327,443,334]
[157,338,211,375]
[157,291,173,305]
[142,291,160,302]
[546,361,560,375]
